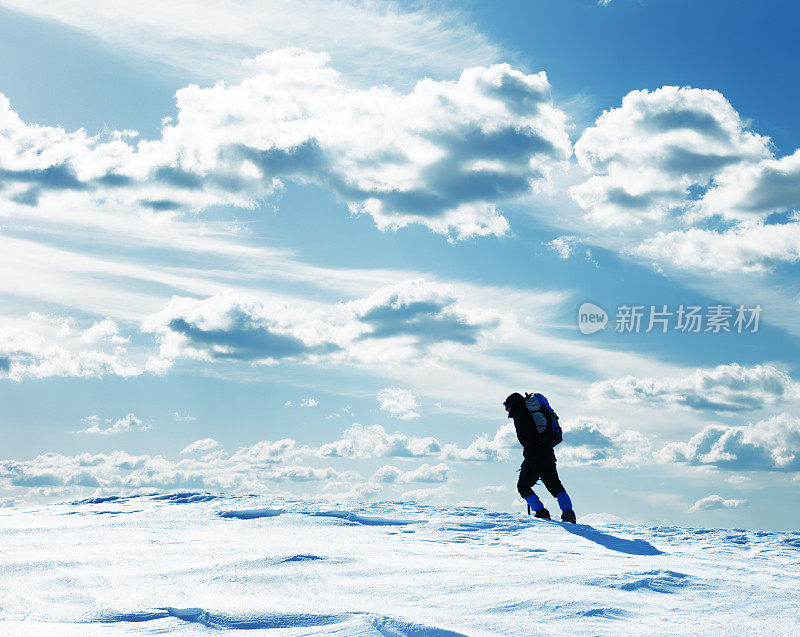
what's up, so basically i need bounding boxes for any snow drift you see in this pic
[0,492,798,635]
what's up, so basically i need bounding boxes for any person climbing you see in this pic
[503,392,576,523]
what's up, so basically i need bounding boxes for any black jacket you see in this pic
[505,393,550,460]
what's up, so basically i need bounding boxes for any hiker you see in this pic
[503,392,576,523]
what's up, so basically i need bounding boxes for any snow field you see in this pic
[0,493,798,635]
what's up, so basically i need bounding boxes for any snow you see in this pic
[0,493,798,635]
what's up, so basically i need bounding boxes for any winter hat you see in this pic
[503,392,525,416]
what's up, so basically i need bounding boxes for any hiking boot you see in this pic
[560,509,576,524]
[533,507,551,519]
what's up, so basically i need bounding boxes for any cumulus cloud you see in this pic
[316,423,441,459]
[661,414,800,472]
[398,485,453,504]
[181,438,219,454]
[689,494,749,512]
[557,417,652,468]
[143,291,341,368]
[589,364,798,412]
[0,429,455,502]
[632,223,800,273]
[372,463,453,484]
[441,423,517,461]
[300,397,319,407]
[229,439,305,465]
[349,278,500,349]
[0,448,356,496]
[74,413,150,435]
[0,52,571,240]
[80,319,129,344]
[441,417,653,468]
[144,279,500,370]
[377,387,420,419]
[701,149,800,221]
[0,326,142,381]
[346,278,500,361]
[571,86,770,228]
[572,85,800,272]
[315,422,526,464]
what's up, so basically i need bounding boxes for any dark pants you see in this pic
[517,450,565,499]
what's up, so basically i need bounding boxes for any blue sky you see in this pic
[1,0,799,530]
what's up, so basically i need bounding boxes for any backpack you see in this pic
[524,392,563,447]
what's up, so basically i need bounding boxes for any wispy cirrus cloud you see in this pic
[0,0,502,87]
[180,438,219,454]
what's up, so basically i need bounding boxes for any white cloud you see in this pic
[477,485,507,495]
[633,223,800,273]
[398,484,453,504]
[0,0,501,88]
[10,407,797,506]
[660,414,800,472]
[441,423,517,462]
[377,387,420,419]
[300,397,319,407]
[229,439,304,465]
[181,438,219,454]
[80,318,129,344]
[547,235,578,258]
[0,443,366,500]
[569,85,800,273]
[326,405,353,419]
[315,420,649,467]
[268,465,350,482]
[0,51,571,240]
[142,291,341,368]
[0,326,142,381]
[702,149,800,220]
[173,411,197,422]
[557,417,653,468]
[689,494,749,512]
[571,86,770,228]
[143,279,502,370]
[372,463,452,484]
[74,413,150,435]
[316,423,441,459]
[589,364,798,412]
